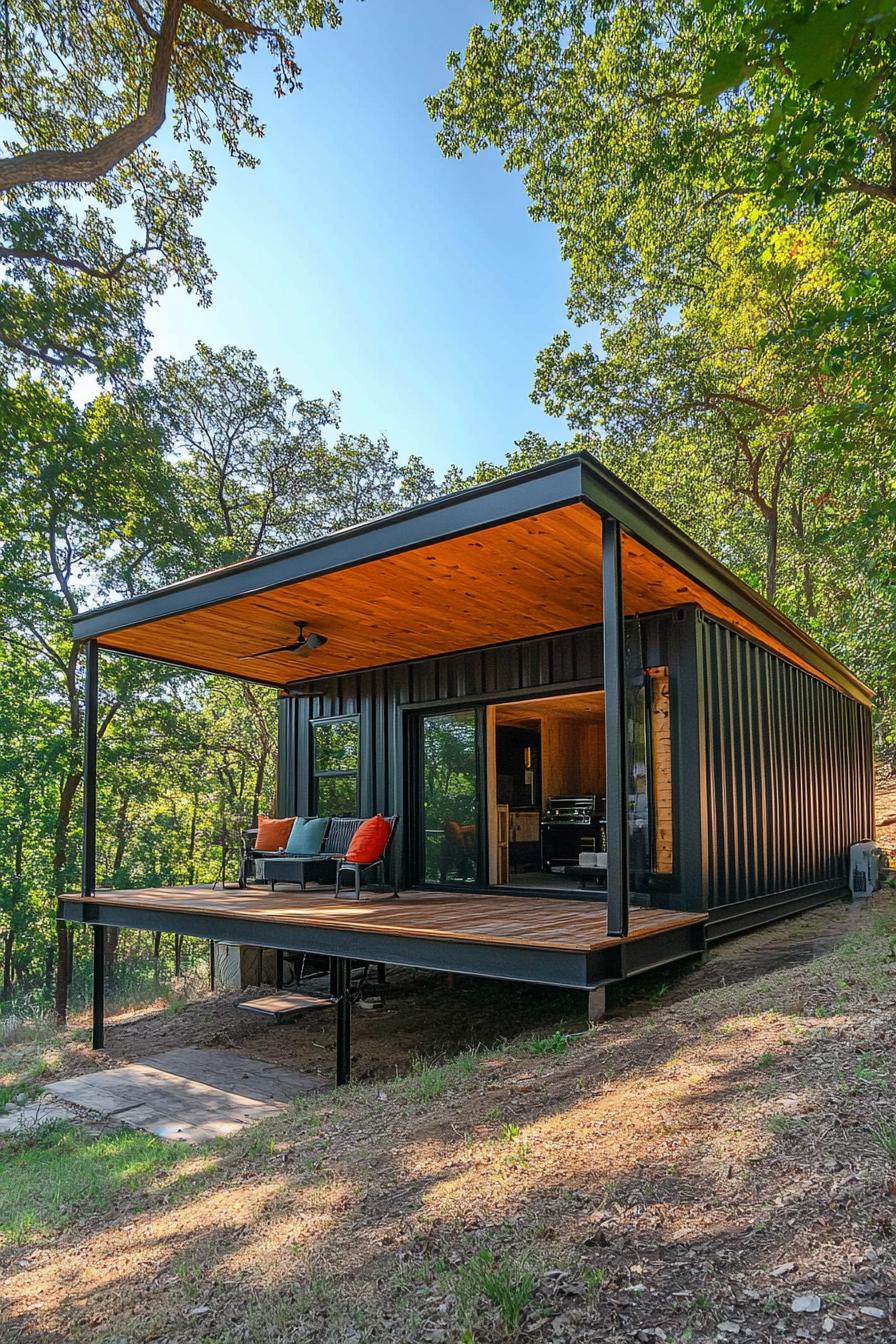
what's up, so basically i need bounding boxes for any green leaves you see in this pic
[780,5,856,89]
[699,47,750,102]
[0,3,344,381]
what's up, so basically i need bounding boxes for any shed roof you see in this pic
[72,453,872,705]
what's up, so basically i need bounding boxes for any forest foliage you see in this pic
[1,0,895,1016]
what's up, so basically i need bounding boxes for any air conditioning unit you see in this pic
[848,841,885,898]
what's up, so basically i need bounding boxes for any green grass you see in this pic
[0,1120,192,1246]
[456,1249,537,1335]
[766,1112,802,1135]
[854,1053,890,1088]
[525,1030,571,1056]
[401,1048,482,1103]
[872,1119,896,1160]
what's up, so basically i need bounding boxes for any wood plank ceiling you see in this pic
[95,501,836,687]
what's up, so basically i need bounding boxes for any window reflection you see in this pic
[422,710,479,883]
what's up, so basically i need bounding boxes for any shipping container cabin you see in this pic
[64,453,875,1082]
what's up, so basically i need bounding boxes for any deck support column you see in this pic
[602,518,630,939]
[82,639,103,1049]
[92,925,105,1049]
[585,985,606,1024]
[333,956,352,1085]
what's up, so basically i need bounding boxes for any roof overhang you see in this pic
[72,453,872,706]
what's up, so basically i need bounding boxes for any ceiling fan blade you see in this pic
[304,632,328,650]
[296,642,315,657]
[238,642,299,660]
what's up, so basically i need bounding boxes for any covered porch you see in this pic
[64,452,860,1084]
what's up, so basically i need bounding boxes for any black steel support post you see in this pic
[334,956,352,1085]
[92,924,105,1049]
[275,948,284,991]
[82,639,103,1048]
[602,518,630,938]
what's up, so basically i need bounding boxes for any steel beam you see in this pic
[602,518,630,938]
[60,899,600,988]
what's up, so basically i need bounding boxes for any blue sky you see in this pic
[149,0,573,475]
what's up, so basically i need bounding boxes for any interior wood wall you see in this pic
[648,668,673,873]
[541,717,603,803]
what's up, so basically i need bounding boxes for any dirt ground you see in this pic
[3,886,895,1342]
[1,779,894,1343]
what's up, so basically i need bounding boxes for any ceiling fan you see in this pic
[240,621,328,660]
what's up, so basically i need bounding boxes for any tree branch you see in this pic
[98,699,120,741]
[0,237,158,280]
[843,173,896,205]
[127,0,160,40]
[187,0,288,52]
[0,0,184,191]
[0,333,102,370]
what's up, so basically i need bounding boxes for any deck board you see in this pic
[70,886,706,954]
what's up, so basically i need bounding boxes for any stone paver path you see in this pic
[42,1046,327,1143]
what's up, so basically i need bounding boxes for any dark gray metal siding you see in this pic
[697,613,874,936]
[278,615,688,889]
[277,608,874,932]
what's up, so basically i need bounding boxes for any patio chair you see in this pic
[334,815,400,901]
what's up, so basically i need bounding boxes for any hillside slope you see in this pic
[2,885,895,1343]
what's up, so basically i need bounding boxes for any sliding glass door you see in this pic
[420,709,481,884]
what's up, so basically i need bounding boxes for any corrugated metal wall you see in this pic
[698,614,874,932]
[280,625,606,819]
[277,608,874,927]
[278,616,682,888]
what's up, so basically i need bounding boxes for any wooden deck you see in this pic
[68,885,706,955]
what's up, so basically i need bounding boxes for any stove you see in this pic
[542,795,598,826]
[541,795,606,872]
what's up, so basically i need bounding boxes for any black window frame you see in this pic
[310,714,361,817]
[414,704,486,887]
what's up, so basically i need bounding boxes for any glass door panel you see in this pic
[421,709,480,883]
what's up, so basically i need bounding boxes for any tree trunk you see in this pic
[104,926,120,991]
[53,766,81,1024]
[251,751,267,827]
[186,789,199,885]
[2,931,12,1000]
[112,796,130,876]
[765,509,779,605]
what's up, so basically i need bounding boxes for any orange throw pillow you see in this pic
[345,814,391,864]
[256,815,296,850]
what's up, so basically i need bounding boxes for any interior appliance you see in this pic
[541,795,606,873]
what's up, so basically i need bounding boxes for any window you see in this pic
[312,717,360,816]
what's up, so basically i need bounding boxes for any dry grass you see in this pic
[1,885,895,1343]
